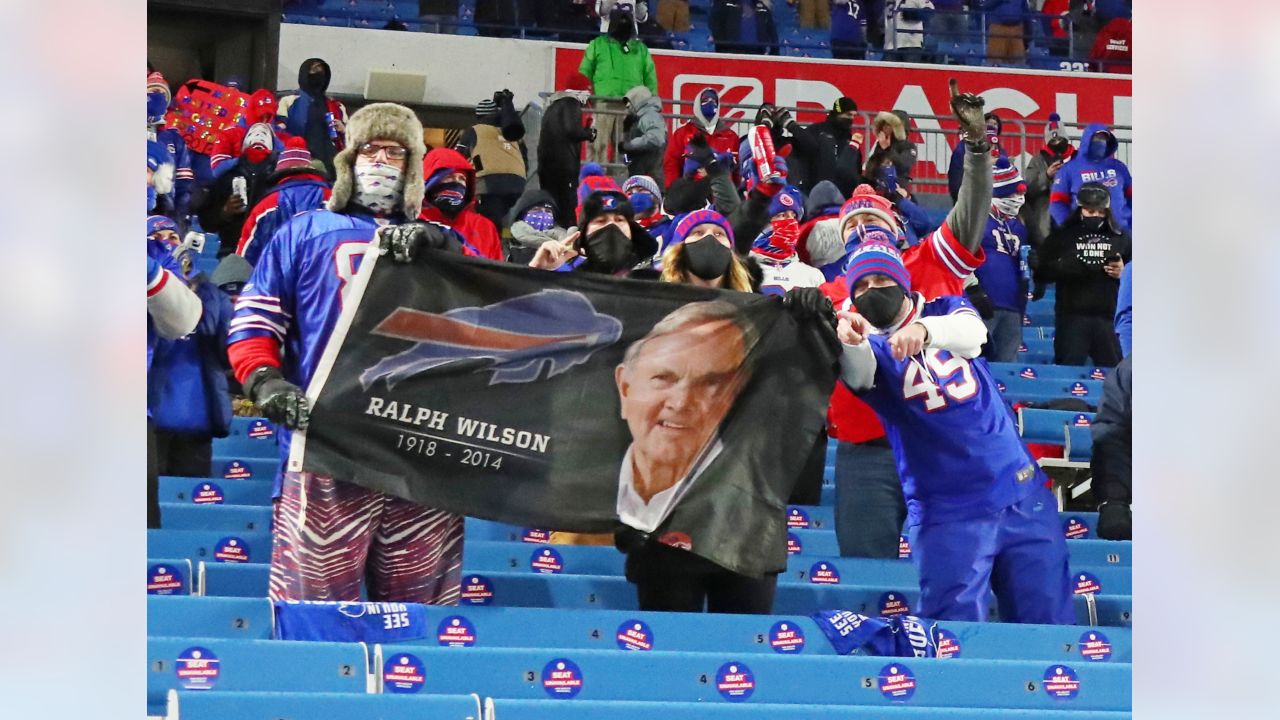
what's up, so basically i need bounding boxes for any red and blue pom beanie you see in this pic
[768,185,804,220]
[844,241,911,295]
[992,156,1026,198]
[672,209,734,245]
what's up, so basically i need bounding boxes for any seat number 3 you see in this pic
[901,349,978,411]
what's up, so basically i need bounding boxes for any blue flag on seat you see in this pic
[810,610,939,658]
[274,600,429,643]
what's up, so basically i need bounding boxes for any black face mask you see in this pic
[683,237,733,280]
[833,116,854,133]
[855,285,906,329]
[610,17,635,42]
[1081,216,1106,231]
[583,224,635,273]
[429,181,468,215]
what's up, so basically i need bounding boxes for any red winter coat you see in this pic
[1090,18,1132,74]
[662,120,740,189]
[418,148,505,261]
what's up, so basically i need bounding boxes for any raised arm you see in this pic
[944,80,994,255]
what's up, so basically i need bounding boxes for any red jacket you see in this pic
[662,120,740,189]
[1090,18,1132,73]
[418,148,505,261]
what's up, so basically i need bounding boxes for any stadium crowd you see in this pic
[147,5,1133,620]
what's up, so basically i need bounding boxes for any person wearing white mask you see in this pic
[971,156,1030,363]
[226,103,471,606]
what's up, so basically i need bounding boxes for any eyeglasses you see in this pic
[358,143,408,160]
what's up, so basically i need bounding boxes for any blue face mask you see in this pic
[147,92,168,124]
[1087,138,1108,160]
[628,192,655,215]
[147,185,157,212]
[698,91,719,126]
[522,207,556,232]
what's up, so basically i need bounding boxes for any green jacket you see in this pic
[578,35,658,99]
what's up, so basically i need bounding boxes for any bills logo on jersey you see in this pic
[787,507,811,529]
[1072,414,1091,427]
[878,663,917,701]
[542,658,584,698]
[147,563,186,595]
[879,592,911,617]
[1063,516,1090,539]
[360,290,623,389]
[1018,367,1038,379]
[461,575,494,605]
[715,661,756,701]
[175,647,220,690]
[214,536,250,563]
[1069,382,1089,397]
[935,628,962,658]
[530,547,564,574]
[1043,665,1081,699]
[786,532,802,555]
[768,621,805,653]
[222,460,252,479]
[808,561,840,584]
[1078,630,1112,662]
[1073,572,1102,595]
[192,482,224,504]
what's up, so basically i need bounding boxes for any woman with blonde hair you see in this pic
[659,209,754,291]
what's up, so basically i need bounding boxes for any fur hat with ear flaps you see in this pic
[873,111,906,141]
[326,102,426,220]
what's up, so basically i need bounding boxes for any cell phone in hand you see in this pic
[1107,252,1122,264]
[232,176,248,205]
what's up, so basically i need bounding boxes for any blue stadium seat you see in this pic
[1018,408,1095,444]
[148,528,271,564]
[158,476,273,506]
[199,561,273,598]
[210,455,276,480]
[147,558,193,596]
[1067,539,1131,566]
[228,416,278,440]
[1066,425,1093,462]
[160,502,272,532]
[148,595,274,639]
[374,645,1132,710]
[991,363,1094,382]
[147,637,368,714]
[486,699,1133,720]
[168,691,484,720]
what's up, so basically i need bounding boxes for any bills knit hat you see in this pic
[844,241,912,295]
[622,174,662,202]
[672,209,734,245]
[768,185,805,221]
[992,156,1027,198]
[840,184,898,233]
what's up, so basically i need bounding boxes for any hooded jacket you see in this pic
[538,92,597,226]
[1050,123,1132,230]
[237,166,333,266]
[506,187,570,264]
[418,148,505,261]
[277,58,348,175]
[621,86,667,185]
[1022,142,1075,246]
[1036,207,1132,318]
[578,34,658,98]
[663,116,739,190]
[864,111,918,185]
[148,276,233,437]
[785,114,866,197]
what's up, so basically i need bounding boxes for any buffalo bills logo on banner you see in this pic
[437,616,476,647]
[616,620,654,651]
[359,290,623,390]
[247,419,274,439]
[214,536,250,563]
[786,532,802,555]
[222,460,252,479]
[192,482,224,504]
[1043,665,1080,699]
[1063,516,1090,539]
[522,528,551,544]
[787,507,811,529]
[1019,366,1038,379]
[935,628,962,658]
[1069,382,1089,397]
[878,663,916,701]
[383,653,425,693]
[879,592,910,617]
[715,661,755,701]
[809,561,840,584]
[147,564,185,595]
[768,621,805,653]
[1073,572,1102,595]
[530,547,564,574]
[175,647,219,690]
[542,658,584,698]
[461,575,494,605]
[1079,630,1112,661]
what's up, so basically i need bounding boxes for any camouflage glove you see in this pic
[243,366,309,431]
[378,221,462,263]
[949,79,990,153]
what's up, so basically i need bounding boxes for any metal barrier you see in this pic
[578,94,1131,197]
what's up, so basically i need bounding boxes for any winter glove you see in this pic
[587,126,598,142]
[1031,282,1047,301]
[949,79,989,153]
[772,105,795,131]
[783,287,841,359]
[1096,501,1132,541]
[965,284,996,320]
[754,103,776,128]
[378,222,462,263]
[243,366,310,431]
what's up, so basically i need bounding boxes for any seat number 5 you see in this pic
[901,349,978,411]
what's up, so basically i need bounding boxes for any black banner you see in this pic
[291,249,837,577]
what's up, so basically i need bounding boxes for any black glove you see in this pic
[587,126,598,143]
[687,134,715,168]
[616,139,630,155]
[613,525,649,554]
[1096,501,1132,541]
[772,105,795,130]
[965,284,996,320]
[1031,281,1047,302]
[379,222,462,263]
[754,103,776,128]
[243,366,310,430]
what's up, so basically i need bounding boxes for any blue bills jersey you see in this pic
[854,296,1042,525]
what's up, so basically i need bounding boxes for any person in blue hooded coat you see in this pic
[1050,122,1132,231]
